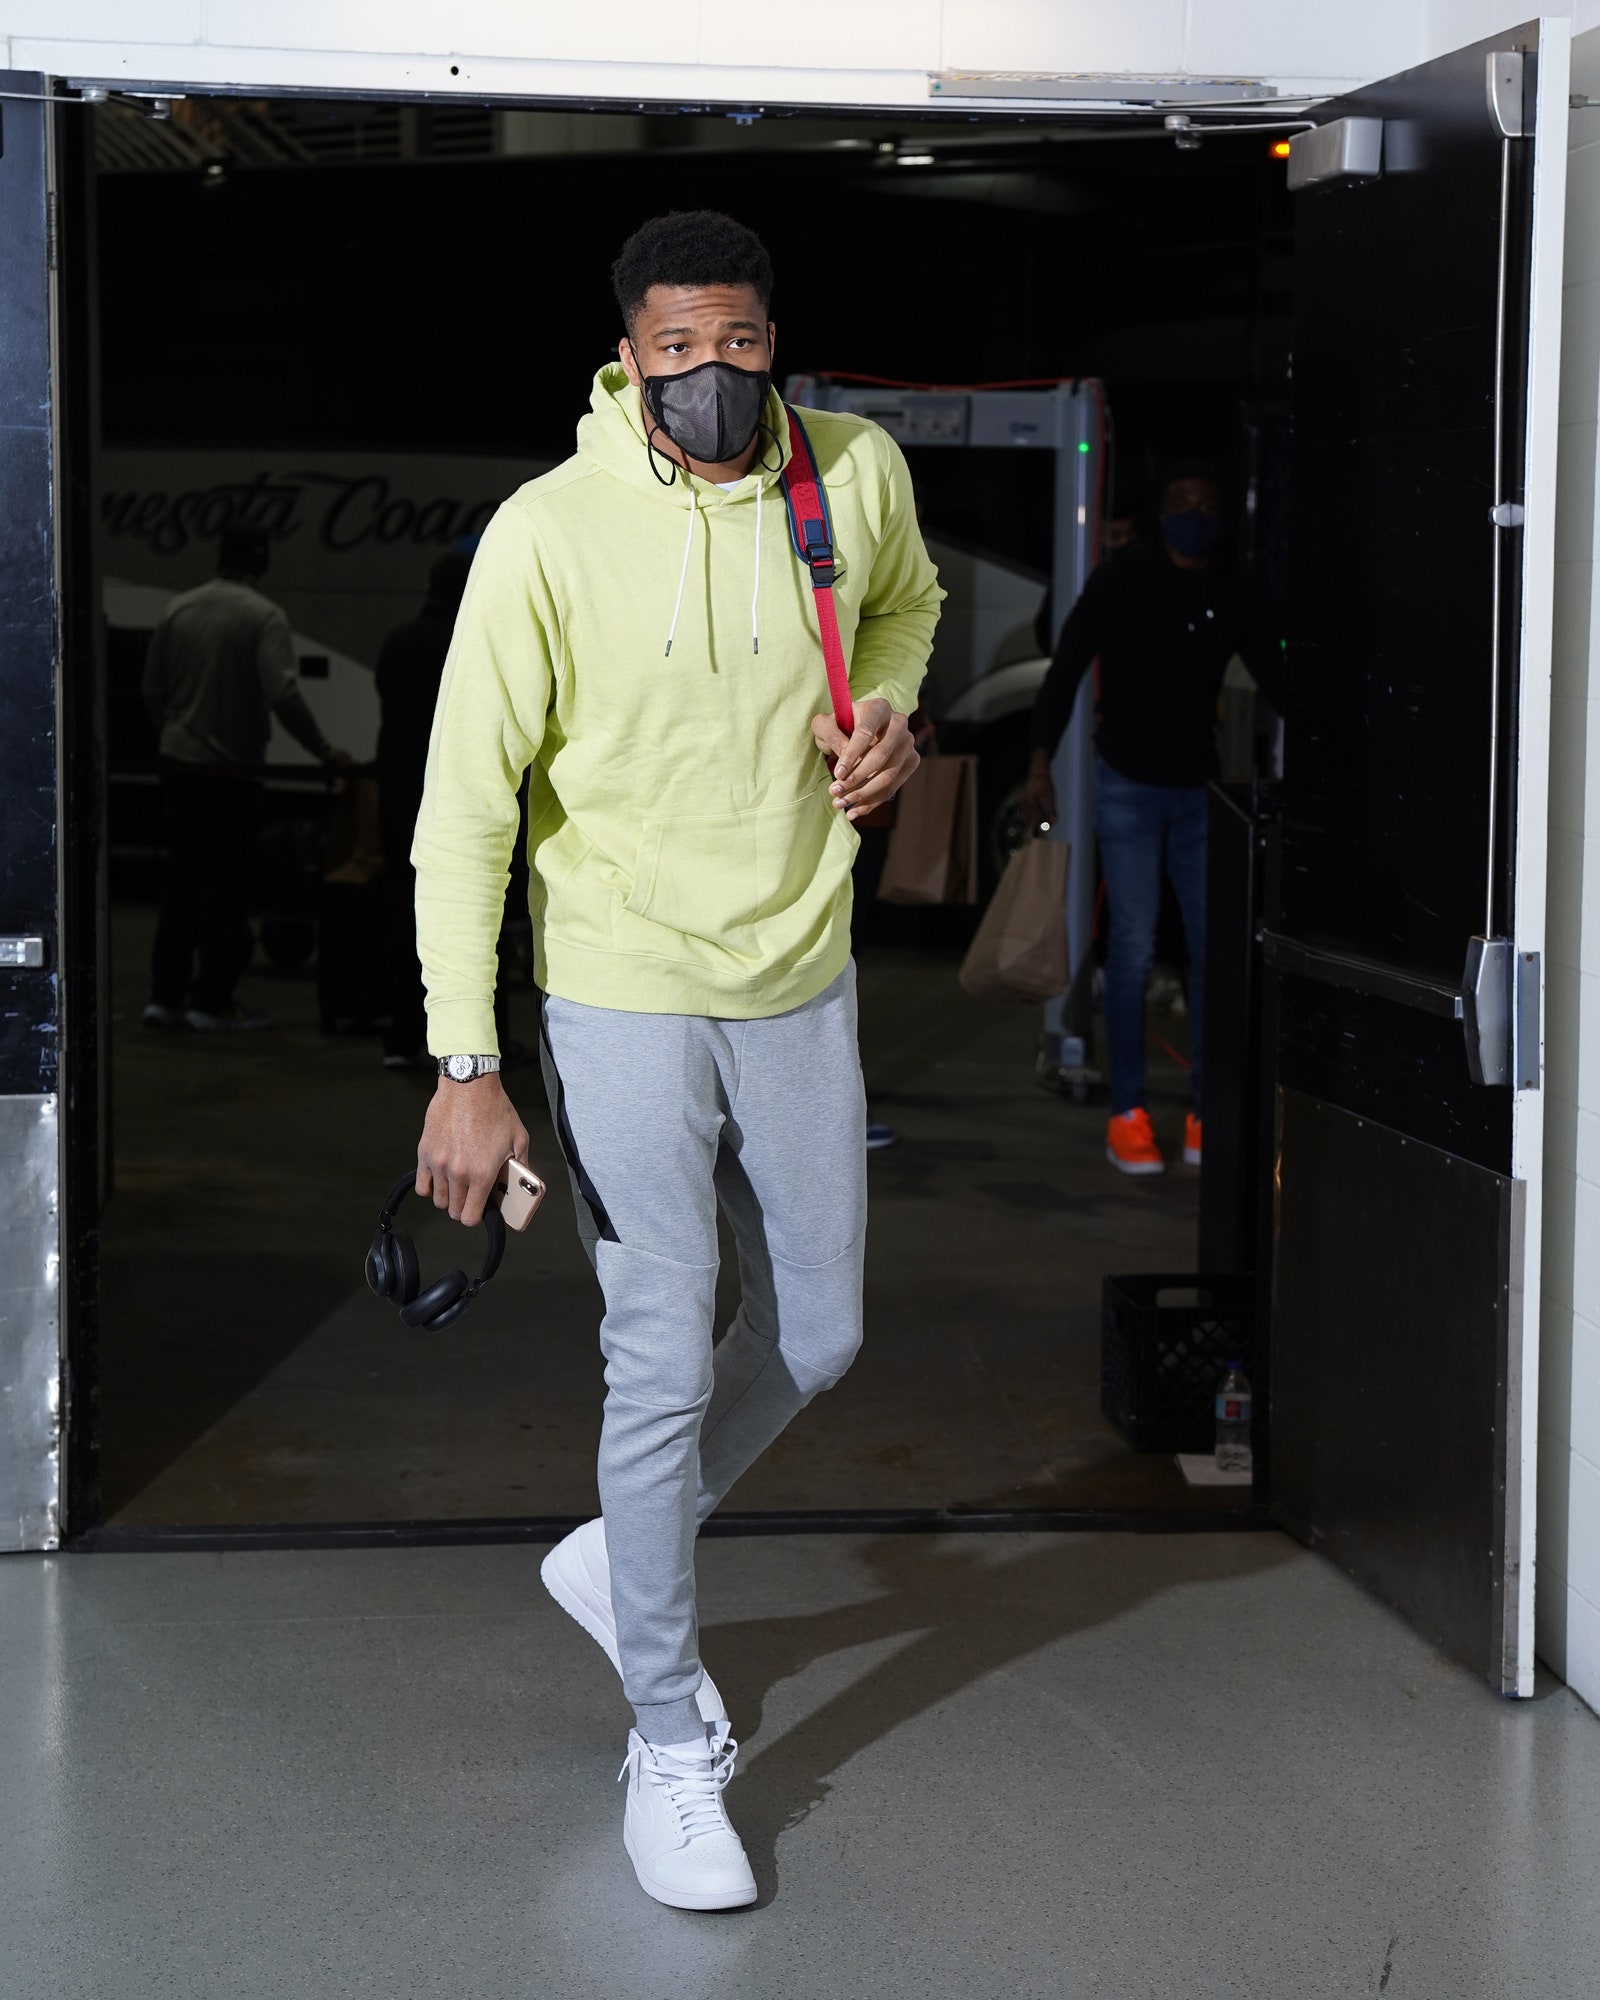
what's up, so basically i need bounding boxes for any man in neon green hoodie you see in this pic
[410,211,941,1909]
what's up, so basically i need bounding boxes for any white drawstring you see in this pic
[663,480,765,661]
[750,478,763,656]
[664,487,699,658]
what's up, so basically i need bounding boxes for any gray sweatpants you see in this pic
[539,961,867,1745]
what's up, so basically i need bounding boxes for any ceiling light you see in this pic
[896,151,935,166]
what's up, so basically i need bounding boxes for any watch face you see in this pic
[447,1055,473,1082]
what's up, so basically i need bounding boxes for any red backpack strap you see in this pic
[780,404,854,738]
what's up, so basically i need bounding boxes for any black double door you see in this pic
[1269,23,1561,1691]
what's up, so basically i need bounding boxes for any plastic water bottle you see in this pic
[1214,1361,1253,1474]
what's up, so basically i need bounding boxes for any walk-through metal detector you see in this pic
[787,374,1105,1054]
[0,24,1568,1709]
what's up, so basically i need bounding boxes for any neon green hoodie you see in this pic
[412,365,943,1049]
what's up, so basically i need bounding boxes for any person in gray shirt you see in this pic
[141,523,347,1032]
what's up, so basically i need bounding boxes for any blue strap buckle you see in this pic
[802,518,836,589]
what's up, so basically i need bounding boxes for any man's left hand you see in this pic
[813,698,920,821]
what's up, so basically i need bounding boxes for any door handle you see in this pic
[1462,936,1511,1084]
[1462,938,1541,1088]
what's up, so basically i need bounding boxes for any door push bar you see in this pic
[1260,930,1540,1089]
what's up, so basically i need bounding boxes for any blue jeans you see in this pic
[1094,756,1206,1117]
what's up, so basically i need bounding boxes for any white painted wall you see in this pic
[1537,26,1600,1714]
[1437,1,1600,49]
[0,2,1438,108]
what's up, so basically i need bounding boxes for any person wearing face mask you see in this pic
[406,210,942,1910]
[1020,468,1283,1175]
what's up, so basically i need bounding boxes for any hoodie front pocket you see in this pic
[623,810,762,947]
[622,782,846,951]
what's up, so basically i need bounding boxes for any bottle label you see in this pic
[1216,1394,1251,1422]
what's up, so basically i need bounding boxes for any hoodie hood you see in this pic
[577,362,793,506]
[578,362,797,657]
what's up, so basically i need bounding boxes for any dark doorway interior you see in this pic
[85,98,1293,1530]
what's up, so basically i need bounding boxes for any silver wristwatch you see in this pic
[439,1053,501,1084]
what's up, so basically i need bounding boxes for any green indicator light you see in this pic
[1077,440,1091,453]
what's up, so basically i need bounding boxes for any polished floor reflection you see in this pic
[4,1531,1596,1997]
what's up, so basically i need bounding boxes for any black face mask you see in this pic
[1161,508,1223,560]
[640,357,772,469]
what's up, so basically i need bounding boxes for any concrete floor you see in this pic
[99,903,1226,1525]
[3,1529,1597,1999]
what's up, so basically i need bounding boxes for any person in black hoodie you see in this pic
[376,550,473,1068]
[1022,470,1283,1175]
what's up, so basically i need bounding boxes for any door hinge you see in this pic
[46,189,58,272]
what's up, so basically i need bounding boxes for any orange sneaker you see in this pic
[1107,1107,1165,1176]
[1183,1114,1202,1167]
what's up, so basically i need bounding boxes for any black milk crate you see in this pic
[1100,1273,1255,1454]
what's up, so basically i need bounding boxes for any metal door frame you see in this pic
[1506,20,1567,1692]
[0,77,65,1550]
[7,41,1562,1607]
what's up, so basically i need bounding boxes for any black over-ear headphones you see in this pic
[365,1170,506,1331]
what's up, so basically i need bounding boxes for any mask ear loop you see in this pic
[645,423,680,487]
[632,354,680,487]
[753,420,783,475]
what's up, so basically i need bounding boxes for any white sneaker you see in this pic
[619,1731,757,1911]
[541,1517,730,1743]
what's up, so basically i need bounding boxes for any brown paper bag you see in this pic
[958,837,1070,1002]
[323,774,384,885]
[876,752,979,906]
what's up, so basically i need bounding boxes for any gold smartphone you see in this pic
[494,1158,547,1232]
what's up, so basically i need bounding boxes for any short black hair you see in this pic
[611,210,774,338]
[218,522,270,576]
[1158,460,1224,505]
